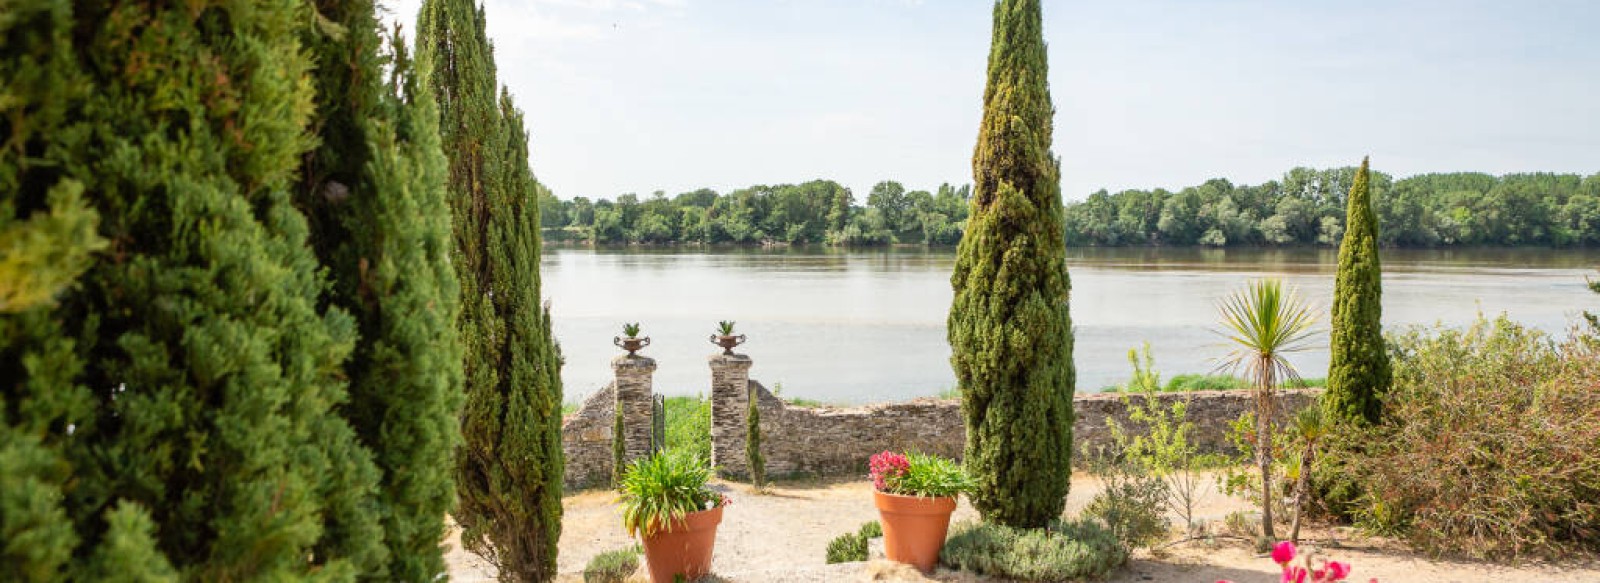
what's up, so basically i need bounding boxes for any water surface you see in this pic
[543,246,1600,403]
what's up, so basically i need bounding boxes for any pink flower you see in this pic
[1327,561,1351,581]
[868,451,909,492]
[1272,541,1297,565]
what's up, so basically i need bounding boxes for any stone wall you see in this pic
[560,350,1320,488]
[561,382,618,489]
[714,383,1319,480]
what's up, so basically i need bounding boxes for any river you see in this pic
[542,246,1600,404]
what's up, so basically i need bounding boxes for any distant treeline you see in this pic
[540,168,1600,247]
[540,180,971,245]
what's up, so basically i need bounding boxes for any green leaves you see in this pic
[1217,278,1318,388]
[618,449,719,538]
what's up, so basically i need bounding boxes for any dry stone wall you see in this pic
[561,382,618,489]
[714,384,1319,481]
[560,351,1320,488]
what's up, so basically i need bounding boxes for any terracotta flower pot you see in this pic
[640,505,723,583]
[874,490,956,574]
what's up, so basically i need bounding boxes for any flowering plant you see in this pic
[1218,541,1372,583]
[869,450,971,498]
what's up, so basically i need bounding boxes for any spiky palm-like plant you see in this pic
[1217,279,1318,541]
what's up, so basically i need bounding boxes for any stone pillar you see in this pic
[709,353,753,478]
[612,355,656,468]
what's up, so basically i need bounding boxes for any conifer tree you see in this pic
[5,0,385,577]
[418,0,566,579]
[948,0,1075,529]
[297,2,464,579]
[1326,158,1391,426]
[747,386,765,487]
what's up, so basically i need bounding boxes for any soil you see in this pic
[444,472,1600,582]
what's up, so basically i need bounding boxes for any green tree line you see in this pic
[542,180,972,245]
[545,168,1600,247]
[1064,168,1600,247]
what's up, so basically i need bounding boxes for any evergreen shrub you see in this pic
[939,519,1127,581]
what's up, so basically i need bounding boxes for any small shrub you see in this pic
[939,519,1128,581]
[825,532,867,564]
[1081,451,1169,550]
[824,520,883,564]
[583,548,639,583]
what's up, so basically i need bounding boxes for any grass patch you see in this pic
[940,519,1128,581]
[662,395,711,463]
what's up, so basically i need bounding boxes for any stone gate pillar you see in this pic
[709,353,753,478]
[612,355,656,468]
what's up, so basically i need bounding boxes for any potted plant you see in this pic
[614,322,651,356]
[869,450,972,573]
[709,320,746,355]
[619,449,730,582]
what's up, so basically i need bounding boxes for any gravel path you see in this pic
[445,473,1600,582]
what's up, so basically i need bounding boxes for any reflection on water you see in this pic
[543,246,1600,404]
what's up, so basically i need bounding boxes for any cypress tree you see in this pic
[1325,157,1391,426]
[418,0,566,579]
[296,3,464,580]
[747,386,765,488]
[4,0,387,577]
[949,0,1075,529]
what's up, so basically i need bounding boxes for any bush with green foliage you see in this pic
[949,0,1075,529]
[823,520,884,564]
[583,548,640,583]
[1317,315,1600,559]
[825,532,868,564]
[939,519,1128,581]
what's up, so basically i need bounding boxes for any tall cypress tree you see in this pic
[297,2,464,580]
[418,1,566,579]
[3,0,386,577]
[1326,157,1390,426]
[949,0,1075,529]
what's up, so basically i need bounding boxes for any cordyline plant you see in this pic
[1216,279,1318,541]
[717,320,737,336]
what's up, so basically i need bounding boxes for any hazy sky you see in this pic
[383,0,1599,202]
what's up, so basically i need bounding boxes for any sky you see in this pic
[382,0,1600,202]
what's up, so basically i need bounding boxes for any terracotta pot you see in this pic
[640,505,723,583]
[874,490,956,574]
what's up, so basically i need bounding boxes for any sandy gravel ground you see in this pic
[445,473,1600,582]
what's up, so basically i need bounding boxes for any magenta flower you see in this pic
[868,451,909,492]
[1272,541,1297,565]
[1327,561,1351,580]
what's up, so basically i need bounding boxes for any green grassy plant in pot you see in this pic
[620,448,729,582]
[870,451,973,573]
